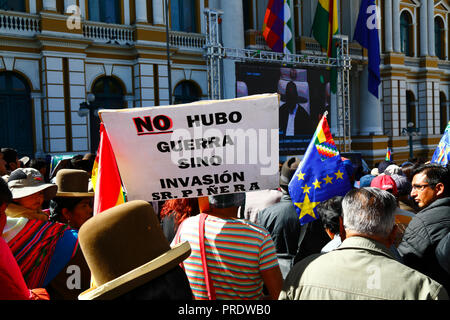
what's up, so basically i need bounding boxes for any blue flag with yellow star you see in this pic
[288,114,353,225]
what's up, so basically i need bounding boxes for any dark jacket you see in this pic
[257,194,301,259]
[279,103,314,136]
[398,197,450,291]
[257,194,329,278]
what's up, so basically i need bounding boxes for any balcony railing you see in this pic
[0,10,40,36]
[83,20,135,45]
[169,30,206,50]
[244,29,269,50]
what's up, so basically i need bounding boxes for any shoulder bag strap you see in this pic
[199,213,216,300]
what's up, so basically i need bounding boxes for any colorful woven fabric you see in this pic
[385,147,392,161]
[7,219,71,289]
[172,215,279,300]
[262,0,293,54]
[314,116,339,161]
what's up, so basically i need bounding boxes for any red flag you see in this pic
[91,123,125,215]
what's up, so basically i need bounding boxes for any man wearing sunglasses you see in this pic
[398,163,450,292]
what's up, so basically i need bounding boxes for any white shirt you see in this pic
[286,105,298,136]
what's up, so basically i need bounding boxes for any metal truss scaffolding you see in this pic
[204,9,352,152]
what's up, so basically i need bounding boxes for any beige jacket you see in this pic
[279,236,448,300]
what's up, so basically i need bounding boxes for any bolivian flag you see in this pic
[312,0,339,93]
[91,123,125,216]
[312,0,339,57]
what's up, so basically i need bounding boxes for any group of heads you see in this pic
[318,163,449,242]
[5,166,94,229]
[364,161,449,210]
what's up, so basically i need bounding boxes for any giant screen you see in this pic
[236,63,331,156]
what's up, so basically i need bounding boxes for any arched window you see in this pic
[88,0,121,24]
[0,72,33,156]
[0,0,26,12]
[406,91,417,128]
[173,81,201,104]
[435,17,445,60]
[440,92,449,134]
[89,76,125,152]
[171,0,197,33]
[400,11,413,57]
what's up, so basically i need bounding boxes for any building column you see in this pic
[221,0,245,99]
[428,0,435,56]
[42,0,57,11]
[359,66,383,135]
[64,0,77,12]
[31,92,45,158]
[420,0,428,56]
[152,0,164,25]
[392,0,401,52]
[384,0,393,52]
[135,0,148,23]
[123,0,130,24]
[29,0,37,14]
[124,95,134,108]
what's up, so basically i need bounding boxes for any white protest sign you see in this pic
[99,93,280,201]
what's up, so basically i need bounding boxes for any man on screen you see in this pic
[279,81,313,136]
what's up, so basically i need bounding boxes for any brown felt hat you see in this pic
[279,157,300,187]
[55,169,94,198]
[77,200,191,300]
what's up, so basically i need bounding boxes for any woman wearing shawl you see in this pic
[3,168,89,299]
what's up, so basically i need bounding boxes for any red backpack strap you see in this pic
[199,213,216,300]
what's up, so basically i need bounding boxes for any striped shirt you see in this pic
[171,214,279,300]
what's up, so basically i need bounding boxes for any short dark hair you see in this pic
[1,148,18,166]
[30,158,48,171]
[0,178,12,206]
[413,164,450,196]
[49,197,84,222]
[316,196,343,235]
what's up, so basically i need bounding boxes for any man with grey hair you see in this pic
[279,187,448,300]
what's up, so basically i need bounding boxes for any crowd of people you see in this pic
[1,146,449,300]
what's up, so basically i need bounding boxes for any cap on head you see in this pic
[280,157,300,189]
[208,193,246,209]
[370,174,398,197]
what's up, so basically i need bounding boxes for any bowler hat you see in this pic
[78,200,191,300]
[55,169,94,198]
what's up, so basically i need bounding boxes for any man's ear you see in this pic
[435,182,445,198]
[339,216,346,240]
[386,224,398,248]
